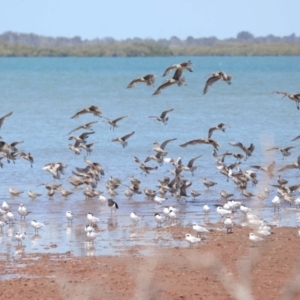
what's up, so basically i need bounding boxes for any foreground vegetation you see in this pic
[1,42,300,57]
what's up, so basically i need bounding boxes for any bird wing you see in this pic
[250,165,262,170]
[162,65,176,77]
[187,155,202,168]
[278,164,296,172]
[160,108,174,119]
[127,78,142,88]
[229,141,244,149]
[160,138,177,150]
[291,134,300,141]
[113,115,131,124]
[203,75,220,95]
[180,139,203,148]
[71,108,89,119]
[152,80,175,95]
[208,127,216,139]
[172,68,183,80]
[121,131,135,141]
[0,111,13,129]
[267,147,279,151]
[272,91,288,97]
[68,125,84,135]
[267,161,276,173]
[79,131,95,140]
[284,146,295,151]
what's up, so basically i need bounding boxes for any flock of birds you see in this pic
[1,59,300,251]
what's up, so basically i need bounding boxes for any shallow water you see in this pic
[0,56,300,257]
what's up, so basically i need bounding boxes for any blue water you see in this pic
[0,56,300,258]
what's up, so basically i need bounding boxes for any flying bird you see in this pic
[71,106,101,118]
[250,161,276,178]
[112,131,135,148]
[272,91,300,109]
[100,115,133,130]
[203,71,232,95]
[229,141,255,158]
[208,123,227,139]
[127,74,156,88]
[267,146,295,159]
[68,121,98,135]
[152,77,186,95]
[149,108,174,125]
[162,60,193,77]
[180,138,220,150]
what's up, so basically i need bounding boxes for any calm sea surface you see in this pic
[0,56,300,258]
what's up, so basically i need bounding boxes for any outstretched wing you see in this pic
[180,139,203,148]
[187,155,202,168]
[127,78,143,88]
[0,111,13,129]
[121,131,135,141]
[160,108,174,119]
[203,75,220,95]
[162,65,176,77]
[160,138,177,150]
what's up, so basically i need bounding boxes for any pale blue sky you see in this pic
[0,0,299,40]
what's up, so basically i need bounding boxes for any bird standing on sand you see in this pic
[108,199,119,214]
[185,234,201,248]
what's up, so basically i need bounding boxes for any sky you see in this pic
[0,0,299,40]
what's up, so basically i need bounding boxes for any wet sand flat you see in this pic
[1,226,300,300]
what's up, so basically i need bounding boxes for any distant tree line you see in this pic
[0,31,300,56]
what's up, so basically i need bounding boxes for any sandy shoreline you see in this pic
[1,226,300,299]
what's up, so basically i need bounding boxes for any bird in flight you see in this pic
[162,61,193,77]
[272,91,300,109]
[180,138,220,151]
[152,77,186,95]
[71,106,101,118]
[127,74,156,88]
[203,71,232,95]
[68,121,98,135]
[100,115,133,130]
[149,109,174,125]
[112,131,135,148]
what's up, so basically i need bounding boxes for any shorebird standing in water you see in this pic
[149,108,174,125]
[203,71,232,95]
[272,91,300,109]
[127,74,156,88]
[112,131,135,148]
